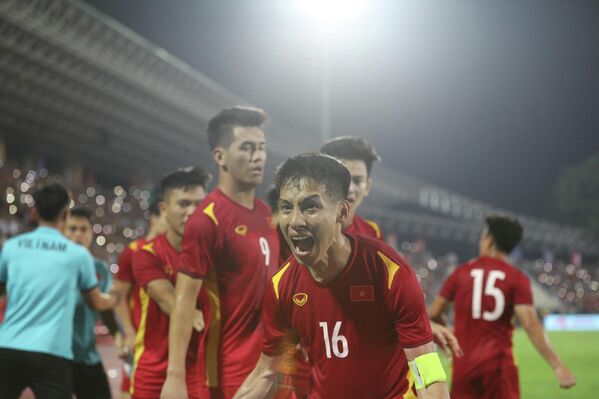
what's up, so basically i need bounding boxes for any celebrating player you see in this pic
[235,153,449,399]
[65,207,114,399]
[161,107,279,399]
[130,167,209,398]
[429,215,576,398]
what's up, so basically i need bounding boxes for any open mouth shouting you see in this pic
[290,234,315,257]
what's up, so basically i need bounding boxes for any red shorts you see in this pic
[451,366,520,399]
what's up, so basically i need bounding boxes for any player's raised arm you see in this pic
[514,304,576,389]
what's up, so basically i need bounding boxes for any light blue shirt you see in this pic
[0,226,98,360]
[72,257,112,365]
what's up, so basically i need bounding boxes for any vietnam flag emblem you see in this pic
[350,285,374,302]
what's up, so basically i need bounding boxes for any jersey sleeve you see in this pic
[439,269,458,301]
[178,210,221,279]
[132,244,168,288]
[386,253,433,348]
[262,280,292,357]
[0,247,9,283]
[513,271,533,305]
[78,249,99,292]
[97,260,112,293]
[116,244,135,282]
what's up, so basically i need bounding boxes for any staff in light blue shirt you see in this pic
[0,183,118,399]
[65,206,115,399]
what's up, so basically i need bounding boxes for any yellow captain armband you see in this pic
[408,352,447,390]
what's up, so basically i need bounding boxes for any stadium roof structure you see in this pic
[0,0,596,255]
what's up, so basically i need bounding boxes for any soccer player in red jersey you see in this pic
[236,153,449,399]
[161,107,280,399]
[320,136,384,240]
[320,135,461,358]
[130,168,210,399]
[429,215,576,399]
[114,201,168,399]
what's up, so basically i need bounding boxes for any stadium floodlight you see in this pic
[292,0,371,140]
[293,0,370,34]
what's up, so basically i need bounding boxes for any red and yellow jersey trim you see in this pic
[272,262,291,301]
[365,219,382,239]
[203,202,219,226]
[129,287,150,394]
[377,251,400,289]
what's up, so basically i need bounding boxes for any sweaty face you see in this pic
[220,127,266,188]
[162,186,206,237]
[339,159,371,223]
[65,216,93,248]
[278,179,348,266]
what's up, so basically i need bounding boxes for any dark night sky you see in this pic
[85,0,599,219]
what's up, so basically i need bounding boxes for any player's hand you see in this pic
[160,375,188,399]
[115,331,136,358]
[554,364,576,388]
[431,321,463,357]
[193,309,205,332]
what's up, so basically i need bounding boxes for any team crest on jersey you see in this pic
[234,225,248,236]
[293,293,308,307]
[164,264,174,276]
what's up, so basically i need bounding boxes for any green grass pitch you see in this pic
[439,330,599,398]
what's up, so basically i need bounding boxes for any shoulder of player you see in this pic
[269,258,300,302]
[358,216,383,238]
[137,236,163,259]
[353,235,412,287]
[189,190,231,228]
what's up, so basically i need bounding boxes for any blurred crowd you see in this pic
[1,160,598,314]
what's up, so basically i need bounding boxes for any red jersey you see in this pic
[263,235,432,399]
[439,256,533,378]
[131,234,200,398]
[343,215,384,240]
[117,239,146,331]
[179,188,280,391]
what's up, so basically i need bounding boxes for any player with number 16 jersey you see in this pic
[179,188,279,394]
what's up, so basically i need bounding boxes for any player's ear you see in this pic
[212,147,228,172]
[337,200,350,223]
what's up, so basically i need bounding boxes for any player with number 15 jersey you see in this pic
[179,188,279,394]
[438,255,532,381]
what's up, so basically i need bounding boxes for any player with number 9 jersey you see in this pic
[438,255,532,384]
[178,188,279,395]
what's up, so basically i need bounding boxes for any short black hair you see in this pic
[320,136,381,176]
[485,215,523,254]
[266,186,279,212]
[70,206,92,222]
[148,198,161,217]
[274,153,351,202]
[160,166,211,200]
[33,183,70,222]
[207,106,266,150]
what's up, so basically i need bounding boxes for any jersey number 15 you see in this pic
[470,269,506,321]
